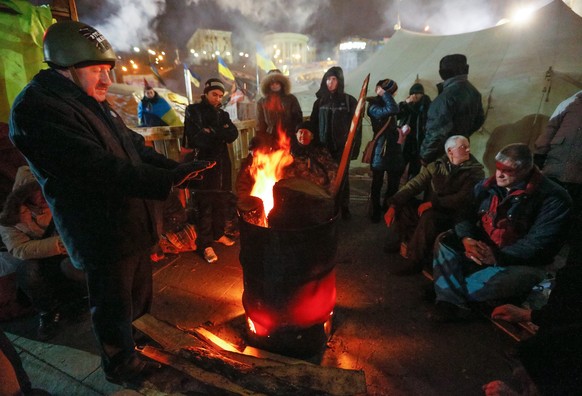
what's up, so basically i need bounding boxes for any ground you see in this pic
[1,173,521,396]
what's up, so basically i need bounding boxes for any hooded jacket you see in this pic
[10,69,179,270]
[309,67,362,160]
[0,167,64,260]
[256,72,302,142]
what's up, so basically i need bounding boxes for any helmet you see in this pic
[43,21,116,68]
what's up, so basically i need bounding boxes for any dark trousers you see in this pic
[394,203,453,267]
[86,251,152,373]
[0,328,31,393]
[16,256,84,313]
[559,182,582,267]
[193,190,232,249]
[371,169,403,217]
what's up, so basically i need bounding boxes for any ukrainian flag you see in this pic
[184,64,201,87]
[256,43,276,72]
[217,56,235,81]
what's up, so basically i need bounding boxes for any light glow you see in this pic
[339,41,366,51]
[511,5,535,23]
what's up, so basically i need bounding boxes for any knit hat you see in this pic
[409,83,424,95]
[377,79,398,95]
[204,78,225,94]
[439,54,469,80]
[144,78,153,90]
[296,121,313,132]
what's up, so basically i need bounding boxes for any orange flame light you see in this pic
[249,129,293,220]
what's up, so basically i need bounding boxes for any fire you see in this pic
[249,128,293,218]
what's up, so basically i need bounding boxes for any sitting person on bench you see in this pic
[384,135,484,275]
[483,264,582,396]
[429,143,572,322]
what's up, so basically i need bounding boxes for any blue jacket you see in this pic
[366,92,402,171]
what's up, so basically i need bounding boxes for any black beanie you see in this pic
[296,121,313,132]
[204,78,225,94]
[377,79,398,95]
[409,83,424,95]
[439,54,469,80]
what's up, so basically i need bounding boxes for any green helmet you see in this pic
[43,21,116,68]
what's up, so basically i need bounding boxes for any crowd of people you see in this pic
[0,19,580,395]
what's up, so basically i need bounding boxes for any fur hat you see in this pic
[204,78,225,94]
[439,54,469,80]
[377,79,398,95]
[409,83,424,95]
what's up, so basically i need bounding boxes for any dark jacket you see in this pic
[534,91,582,184]
[256,72,302,145]
[183,96,238,191]
[391,154,484,222]
[455,168,572,267]
[366,92,402,172]
[398,95,431,163]
[9,69,178,270]
[310,67,361,161]
[420,75,484,163]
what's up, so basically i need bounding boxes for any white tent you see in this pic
[345,0,582,173]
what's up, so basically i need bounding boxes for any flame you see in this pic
[249,128,293,218]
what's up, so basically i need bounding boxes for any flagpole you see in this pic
[183,64,193,104]
[255,50,260,97]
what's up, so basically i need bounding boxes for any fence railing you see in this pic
[133,121,258,190]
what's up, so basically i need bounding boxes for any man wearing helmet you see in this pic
[9,21,214,385]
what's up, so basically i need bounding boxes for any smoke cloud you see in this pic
[77,0,557,54]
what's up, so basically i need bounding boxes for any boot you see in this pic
[37,310,60,341]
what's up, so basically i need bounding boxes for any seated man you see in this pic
[430,143,572,322]
[0,167,86,340]
[384,135,484,275]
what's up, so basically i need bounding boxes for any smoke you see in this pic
[81,0,166,52]
[77,0,557,54]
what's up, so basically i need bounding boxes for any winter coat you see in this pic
[284,144,338,192]
[137,92,182,127]
[397,95,431,163]
[455,168,572,267]
[0,171,63,260]
[366,93,402,172]
[534,91,582,184]
[183,96,239,191]
[9,69,178,270]
[256,72,303,144]
[310,67,362,161]
[420,75,484,163]
[391,154,484,222]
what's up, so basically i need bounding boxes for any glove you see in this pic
[172,160,216,188]
[417,201,432,217]
[384,205,396,227]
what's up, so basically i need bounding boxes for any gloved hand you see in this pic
[384,205,396,227]
[172,160,216,188]
[417,201,432,217]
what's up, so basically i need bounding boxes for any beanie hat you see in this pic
[296,121,313,132]
[144,78,153,90]
[204,78,225,94]
[439,54,469,80]
[409,83,424,95]
[377,79,398,95]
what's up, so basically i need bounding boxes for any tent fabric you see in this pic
[0,0,53,123]
[345,0,582,173]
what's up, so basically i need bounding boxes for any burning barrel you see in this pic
[238,177,339,357]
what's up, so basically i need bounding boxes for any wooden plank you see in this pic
[135,314,367,395]
[140,346,263,396]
